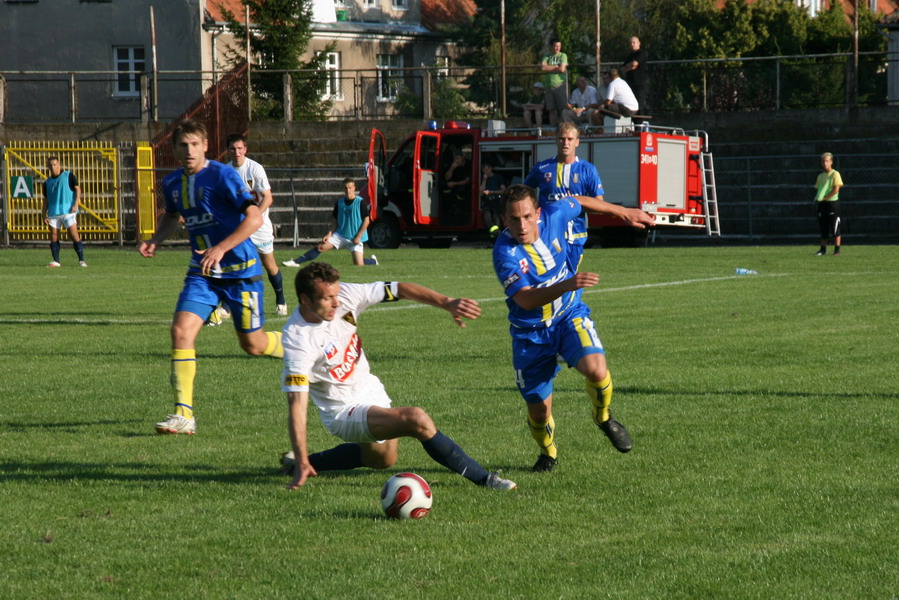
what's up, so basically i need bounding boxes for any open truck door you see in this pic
[366,128,403,249]
[412,131,441,225]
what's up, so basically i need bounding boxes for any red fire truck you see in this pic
[363,121,720,248]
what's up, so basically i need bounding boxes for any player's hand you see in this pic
[446,297,481,327]
[567,272,600,291]
[138,241,157,258]
[623,208,655,230]
[194,246,226,275]
[286,462,318,490]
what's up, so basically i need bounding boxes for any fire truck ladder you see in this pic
[700,151,721,236]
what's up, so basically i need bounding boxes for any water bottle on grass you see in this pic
[734,268,758,275]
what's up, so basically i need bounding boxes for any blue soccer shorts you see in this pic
[175,273,266,332]
[511,303,605,404]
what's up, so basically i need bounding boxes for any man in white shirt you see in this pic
[561,76,600,125]
[597,68,639,121]
[279,261,517,492]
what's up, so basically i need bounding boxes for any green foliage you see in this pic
[220,0,332,120]
[1,246,897,598]
[431,77,471,120]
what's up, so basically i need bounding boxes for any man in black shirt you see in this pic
[620,36,648,112]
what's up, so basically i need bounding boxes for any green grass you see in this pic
[1,245,897,599]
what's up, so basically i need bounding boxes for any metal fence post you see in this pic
[69,72,77,123]
[283,72,293,123]
[775,58,781,110]
[423,69,432,120]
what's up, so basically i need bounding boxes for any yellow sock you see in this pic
[528,414,557,459]
[171,349,196,419]
[263,331,283,358]
[587,372,613,425]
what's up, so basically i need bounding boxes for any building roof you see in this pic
[421,0,477,31]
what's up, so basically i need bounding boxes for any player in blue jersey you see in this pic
[138,119,285,435]
[493,184,632,472]
[524,122,654,270]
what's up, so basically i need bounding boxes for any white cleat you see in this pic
[484,472,517,490]
[154,414,196,435]
[277,304,288,316]
[282,260,301,268]
[79,261,88,268]
[47,261,61,268]
[217,306,232,320]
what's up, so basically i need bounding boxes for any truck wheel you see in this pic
[368,216,401,249]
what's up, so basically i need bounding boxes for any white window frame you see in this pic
[319,51,343,101]
[392,0,408,9]
[377,54,404,102]
[434,55,450,81]
[364,0,378,8]
[113,46,145,98]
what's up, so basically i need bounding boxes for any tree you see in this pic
[220,0,332,120]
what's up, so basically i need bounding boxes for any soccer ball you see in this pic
[380,472,433,519]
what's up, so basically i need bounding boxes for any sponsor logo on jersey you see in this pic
[519,258,530,273]
[324,342,338,360]
[503,273,520,289]
[342,312,357,326]
[284,374,308,387]
[544,172,552,182]
[183,212,215,228]
[329,333,361,381]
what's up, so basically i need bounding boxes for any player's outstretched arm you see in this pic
[573,195,655,230]
[138,211,182,257]
[512,272,599,311]
[286,391,318,490]
[396,282,481,327]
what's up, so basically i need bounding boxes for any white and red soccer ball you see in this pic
[380,472,433,519]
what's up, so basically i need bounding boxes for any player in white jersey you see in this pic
[279,262,516,492]
[224,133,287,316]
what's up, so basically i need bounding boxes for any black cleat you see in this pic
[532,454,557,472]
[598,416,633,453]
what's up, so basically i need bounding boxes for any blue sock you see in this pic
[421,431,489,485]
[295,248,321,263]
[50,241,61,262]
[269,271,285,305]
[74,241,85,261]
[308,443,363,471]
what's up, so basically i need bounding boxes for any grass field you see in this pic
[1,245,896,599]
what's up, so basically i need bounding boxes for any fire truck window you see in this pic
[420,136,438,171]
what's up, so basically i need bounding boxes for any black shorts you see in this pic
[816,201,841,238]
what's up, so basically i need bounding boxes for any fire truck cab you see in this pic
[364,121,719,249]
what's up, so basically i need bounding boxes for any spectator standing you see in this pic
[561,76,600,125]
[620,36,648,112]
[43,157,86,268]
[541,38,568,127]
[814,152,844,256]
[522,82,546,130]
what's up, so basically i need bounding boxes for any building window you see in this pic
[798,0,823,17]
[364,0,378,8]
[334,0,346,6]
[434,55,449,81]
[320,51,342,101]
[377,54,403,102]
[392,0,408,9]
[114,46,145,97]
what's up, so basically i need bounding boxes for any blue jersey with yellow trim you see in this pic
[525,157,604,268]
[162,160,260,279]
[493,197,583,329]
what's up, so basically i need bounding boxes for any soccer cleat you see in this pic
[282,259,301,268]
[277,304,288,316]
[484,472,518,490]
[279,450,296,475]
[833,249,841,256]
[217,306,232,320]
[154,414,196,435]
[205,309,223,327]
[48,261,61,268]
[370,255,378,265]
[815,249,826,256]
[79,261,88,268]
[532,454,557,472]
[597,415,633,453]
